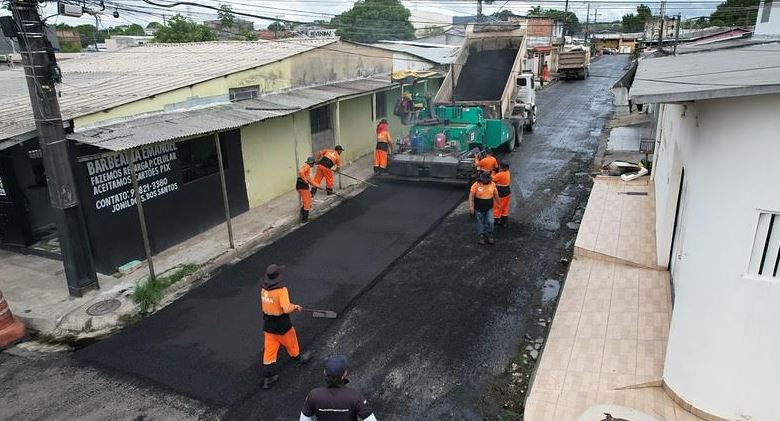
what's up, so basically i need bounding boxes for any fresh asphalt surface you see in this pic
[72,55,628,419]
[77,182,464,404]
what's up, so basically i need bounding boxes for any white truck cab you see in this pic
[515,71,537,131]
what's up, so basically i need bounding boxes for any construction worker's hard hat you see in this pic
[306,157,315,165]
[334,145,344,151]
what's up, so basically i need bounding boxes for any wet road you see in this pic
[227,55,630,419]
[0,55,628,420]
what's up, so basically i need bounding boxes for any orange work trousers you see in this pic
[374,149,388,169]
[263,327,301,365]
[494,194,511,218]
[297,188,312,211]
[313,165,335,189]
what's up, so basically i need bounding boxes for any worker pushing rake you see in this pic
[259,263,337,390]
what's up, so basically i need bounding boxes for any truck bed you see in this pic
[453,48,518,101]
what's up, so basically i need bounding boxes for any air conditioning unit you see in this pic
[58,2,83,18]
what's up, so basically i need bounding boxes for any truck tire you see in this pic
[513,121,522,148]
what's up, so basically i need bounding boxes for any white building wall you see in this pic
[654,94,780,420]
[391,52,434,72]
[755,0,780,35]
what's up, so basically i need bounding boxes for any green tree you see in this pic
[528,7,581,35]
[331,0,414,43]
[153,15,217,43]
[59,40,82,53]
[492,9,518,21]
[218,4,235,29]
[239,27,258,41]
[621,4,653,32]
[268,21,285,32]
[710,0,758,26]
[147,22,163,30]
[122,24,145,36]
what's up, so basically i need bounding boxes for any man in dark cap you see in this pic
[261,264,311,390]
[299,354,377,421]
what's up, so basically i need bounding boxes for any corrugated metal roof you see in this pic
[68,77,394,151]
[368,41,460,64]
[0,39,338,142]
[630,43,780,103]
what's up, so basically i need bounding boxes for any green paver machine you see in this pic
[388,23,533,183]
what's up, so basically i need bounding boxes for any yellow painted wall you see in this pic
[336,95,375,163]
[240,113,313,208]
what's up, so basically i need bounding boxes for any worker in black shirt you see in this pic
[299,354,377,421]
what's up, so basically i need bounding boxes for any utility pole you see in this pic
[658,1,666,51]
[585,3,591,42]
[477,0,483,22]
[673,13,681,55]
[9,0,98,297]
[563,0,569,36]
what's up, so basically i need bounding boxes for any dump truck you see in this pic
[387,23,534,183]
[558,46,590,80]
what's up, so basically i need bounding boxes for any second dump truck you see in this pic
[387,23,536,183]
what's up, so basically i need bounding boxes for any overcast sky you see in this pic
[11,0,720,29]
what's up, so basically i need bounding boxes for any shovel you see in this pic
[302,308,338,319]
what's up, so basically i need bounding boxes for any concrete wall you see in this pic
[756,0,780,35]
[652,94,780,420]
[337,95,375,163]
[240,113,311,208]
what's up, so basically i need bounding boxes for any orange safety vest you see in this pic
[261,286,296,334]
[317,149,342,169]
[475,155,498,172]
[492,170,511,197]
[296,163,313,190]
[376,131,392,151]
[471,181,497,211]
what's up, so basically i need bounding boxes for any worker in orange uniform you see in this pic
[492,161,512,226]
[374,119,392,175]
[475,147,498,173]
[311,145,344,196]
[296,157,316,223]
[261,264,311,390]
[469,171,500,245]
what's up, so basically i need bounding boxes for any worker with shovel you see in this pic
[297,157,316,223]
[261,264,311,389]
[469,171,500,245]
[311,145,344,196]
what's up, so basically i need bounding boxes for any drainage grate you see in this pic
[86,299,121,316]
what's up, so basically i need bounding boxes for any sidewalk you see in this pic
[524,176,702,421]
[0,155,375,341]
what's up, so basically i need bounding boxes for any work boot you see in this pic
[374,166,380,175]
[501,216,508,226]
[301,210,309,223]
[494,218,500,226]
[263,374,279,390]
[310,187,318,197]
[326,188,334,196]
[478,235,487,245]
[487,236,495,245]
[293,351,312,367]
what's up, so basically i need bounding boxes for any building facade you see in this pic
[631,43,780,420]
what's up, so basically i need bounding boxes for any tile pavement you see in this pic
[525,176,703,421]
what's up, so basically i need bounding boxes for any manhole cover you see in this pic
[86,299,121,316]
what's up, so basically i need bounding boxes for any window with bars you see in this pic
[229,85,260,102]
[310,105,332,134]
[747,211,780,279]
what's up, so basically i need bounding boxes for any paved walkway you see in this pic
[525,176,703,421]
[0,155,375,339]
